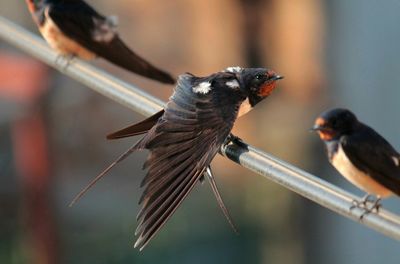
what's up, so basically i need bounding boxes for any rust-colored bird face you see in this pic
[235,68,283,107]
[312,108,359,141]
[313,117,338,141]
[257,70,283,97]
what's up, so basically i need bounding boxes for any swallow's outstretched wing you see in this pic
[133,74,242,250]
[70,73,243,248]
[47,2,175,84]
[341,126,400,195]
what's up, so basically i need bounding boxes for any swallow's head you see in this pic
[312,108,359,141]
[224,67,283,107]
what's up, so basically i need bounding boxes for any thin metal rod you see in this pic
[1,16,400,240]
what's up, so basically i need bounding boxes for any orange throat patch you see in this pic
[258,81,277,97]
[318,130,336,141]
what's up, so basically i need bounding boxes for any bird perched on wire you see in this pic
[312,108,400,218]
[70,66,283,250]
[25,0,175,84]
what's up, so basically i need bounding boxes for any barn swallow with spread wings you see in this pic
[25,0,175,84]
[312,108,400,218]
[70,66,283,249]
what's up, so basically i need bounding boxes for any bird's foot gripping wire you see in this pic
[350,194,375,210]
[350,194,382,220]
[55,54,75,70]
[223,133,247,149]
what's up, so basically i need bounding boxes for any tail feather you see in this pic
[69,111,164,206]
[205,167,238,234]
[107,110,164,140]
[69,140,144,207]
[95,37,175,84]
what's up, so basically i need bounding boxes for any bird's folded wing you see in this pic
[48,2,105,47]
[48,3,175,84]
[341,131,400,195]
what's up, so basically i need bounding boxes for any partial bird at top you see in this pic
[25,0,175,84]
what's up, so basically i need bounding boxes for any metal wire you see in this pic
[1,16,400,240]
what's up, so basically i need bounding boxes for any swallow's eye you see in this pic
[255,74,264,80]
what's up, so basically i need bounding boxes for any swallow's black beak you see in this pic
[271,75,284,81]
[310,124,333,133]
[310,116,331,132]
[310,124,323,132]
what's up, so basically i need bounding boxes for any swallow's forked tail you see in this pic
[69,141,142,207]
[70,110,164,206]
[206,167,238,234]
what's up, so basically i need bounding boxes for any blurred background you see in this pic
[1,0,400,263]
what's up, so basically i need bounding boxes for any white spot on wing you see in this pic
[106,16,119,27]
[192,81,211,94]
[224,66,243,73]
[392,156,399,166]
[226,79,240,89]
[92,16,118,42]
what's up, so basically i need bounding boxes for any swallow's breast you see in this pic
[331,145,393,197]
[237,98,252,118]
[39,8,96,60]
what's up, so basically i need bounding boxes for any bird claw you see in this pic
[350,199,362,211]
[359,202,381,220]
[349,194,382,220]
[350,194,371,209]
[223,133,247,149]
[54,54,75,70]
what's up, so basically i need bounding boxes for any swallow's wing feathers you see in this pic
[133,74,241,250]
[107,110,165,139]
[341,125,400,195]
[47,1,104,44]
[47,2,175,84]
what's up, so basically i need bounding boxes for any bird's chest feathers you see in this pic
[39,8,96,60]
[237,98,252,118]
[331,144,392,197]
